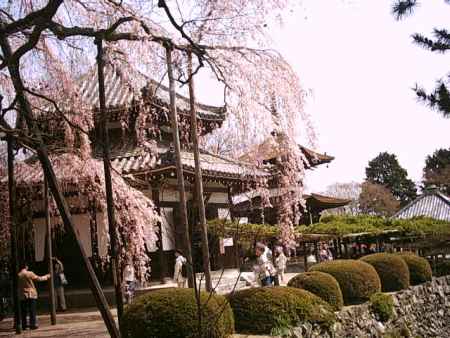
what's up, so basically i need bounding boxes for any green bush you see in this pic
[434,260,450,277]
[122,288,234,338]
[287,271,344,310]
[228,287,334,335]
[360,253,410,292]
[396,252,432,285]
[370,292,394,322]
[310,259,381,305]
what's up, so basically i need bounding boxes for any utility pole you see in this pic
[44,176,57,325]
[165,45,195,287]
[7,135,22,334]
[95,37,124,334]
[187,52,212,292]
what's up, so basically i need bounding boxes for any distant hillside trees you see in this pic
[365,152,417,206]
[359,182,400,217]
[423,148,450,195]
[322,182,361,215]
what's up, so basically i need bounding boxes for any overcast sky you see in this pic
[269,0,449,193]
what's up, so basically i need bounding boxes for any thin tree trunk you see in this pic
[7,135,22,334]
[165,45,195,287]
[44,176,56,325]
[95,38,124,334]
[187,52,212,293]
[0,36,120,338]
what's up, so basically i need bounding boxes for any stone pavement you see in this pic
[0,309,114,338]
[0,307,280,338]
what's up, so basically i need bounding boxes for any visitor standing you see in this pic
[174,250,187,288]
[52,257,67,312]
[275,246,288,284]
[17,263,50,330]
[255,242,276,286]
[123,262,136,304]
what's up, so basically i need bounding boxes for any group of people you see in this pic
[172,245,288,289]
[15,257,67,330]
[254,242,288,287]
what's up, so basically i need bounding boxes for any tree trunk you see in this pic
[0,35,120,338]
[44,176,57,325]
[165,45,195,287]
[7,135,22,334]
[187,52,212,292]
[95,38,124,334]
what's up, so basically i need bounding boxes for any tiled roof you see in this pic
[76,64,225,121]
[110,143,270,180]
[299,146,334,167]
[239,134,333,169]
[394,190,450,222]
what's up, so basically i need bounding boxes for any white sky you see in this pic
[269,0,450,193]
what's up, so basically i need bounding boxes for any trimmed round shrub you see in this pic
[360,253,410,292]
[369,292,394,322]
[287,271,344,310]
[310,259,381,305]
[122,288,234,338]
[228,287,334,335]
[396,252,432,285]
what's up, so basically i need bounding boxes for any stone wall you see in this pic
[291,276,450,338]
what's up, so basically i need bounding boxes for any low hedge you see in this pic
[122,288,234,338]
[434,260,450,277]
[228,287,334,335]
[310,259,381,305]
[360,253,410,292]
[370,292,394,322]
[287,271,344,310]
[396,252,432,285]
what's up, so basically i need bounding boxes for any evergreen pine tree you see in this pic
[392,1,450,117]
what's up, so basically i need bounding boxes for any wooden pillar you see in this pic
[337,238,343,258]
[44,177,56,325]
[95,38,124,334]
[227,186,240,269]
[314,241,319,263]
[303,242,308,272]
[7,135,22,334]
[332,239,338,260]
[152,187,167,284]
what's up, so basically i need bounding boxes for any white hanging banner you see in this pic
[96,213,109,258]
[72,214,92,257]
[33,218,47,262]
[161,207,175,251]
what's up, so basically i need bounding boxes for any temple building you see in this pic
[233,132,351,225]
[1,63,349,287]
